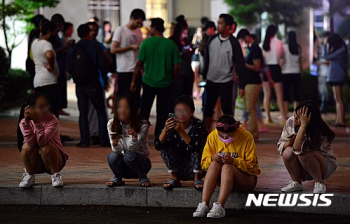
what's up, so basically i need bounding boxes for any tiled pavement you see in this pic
[0,83,349,193]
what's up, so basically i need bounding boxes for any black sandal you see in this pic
[140,178,152,187]
[194,180,204,191]
[163,179,182,190]
[106,177,125,187]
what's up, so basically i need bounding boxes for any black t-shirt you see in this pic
[245,43,263,84]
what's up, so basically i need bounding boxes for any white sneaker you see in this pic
[193,202,209,218]
[313,182,326,193]
[207,202,225,218]
[281,180,303,192]
[51,173,63,187]
[19,172,35,188]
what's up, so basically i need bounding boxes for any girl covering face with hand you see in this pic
[278,100,337,194]
[17,93,68,188]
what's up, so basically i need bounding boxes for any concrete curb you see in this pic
[0,185,349,215]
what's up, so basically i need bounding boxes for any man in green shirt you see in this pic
[131,18,181,136]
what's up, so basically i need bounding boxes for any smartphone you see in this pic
[168,113,177,119]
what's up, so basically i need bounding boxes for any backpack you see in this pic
[69,41,99,85]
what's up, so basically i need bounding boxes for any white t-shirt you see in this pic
[282,44,301,74]
[261,37,284,65]
[112,26,142,73]
[31,39,59,88]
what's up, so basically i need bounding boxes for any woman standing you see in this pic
[281,31,303,115]
[169,15,194,102]
[17,93,68,187]
[261,25,287,123]
[278,101,337,193]
[325,34,348,127]
[155,95,208,190]
[106,94,152,187]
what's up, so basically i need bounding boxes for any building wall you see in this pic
[42,0,89,41]
[171,0,210,27]
[120,0,146,25]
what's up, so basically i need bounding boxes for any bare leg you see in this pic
[298,151,328,183]
[274,83,287,122]
[21,143,43,175]
[193,66,200,95]
[202,161,222,204]
[282,147,304,183]
[333,86,345,124]
[284,101,289,118]
[217,164,234,207]
[217,165,255,207]
[262,81,272,122]
[39,143,63,175]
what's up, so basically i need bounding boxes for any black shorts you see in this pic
[262,65,282,83]
[327,81,344,87]
[38,151,67,174]
[282,73,301,101]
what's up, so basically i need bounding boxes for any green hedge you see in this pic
[0,69,31,110]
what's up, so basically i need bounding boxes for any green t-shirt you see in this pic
[138,36,182,88]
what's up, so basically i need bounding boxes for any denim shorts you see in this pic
[305,157,336,181]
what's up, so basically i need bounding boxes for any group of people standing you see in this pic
[17,9,341,219]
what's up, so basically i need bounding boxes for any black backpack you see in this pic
[69,41,99,85]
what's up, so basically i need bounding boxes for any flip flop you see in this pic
[194,180,204,191]
[163,179,181,190]
[106,177,125,187]
[140,178,152,187]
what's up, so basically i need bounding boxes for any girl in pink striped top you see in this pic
[17,93,68,187]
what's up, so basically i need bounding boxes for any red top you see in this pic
[19,114,68,160]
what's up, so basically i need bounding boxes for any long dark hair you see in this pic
[263,25,277,51]
[170,15,189,48]
[328,33,347,56]
[295,101,335,151]
[287,31,300,55]
[111,94,148,134]
[17,93,48,151]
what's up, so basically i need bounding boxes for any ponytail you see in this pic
[263,25,277,52]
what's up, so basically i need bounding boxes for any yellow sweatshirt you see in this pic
[201,127,261,176]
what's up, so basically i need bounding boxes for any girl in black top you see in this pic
[155,95,208,190]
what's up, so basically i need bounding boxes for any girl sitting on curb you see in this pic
[106,94,152,187]
[193,115,260,219]
[155,95,208,190]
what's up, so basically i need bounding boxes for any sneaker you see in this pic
[207,202,225,218]
[281,180,303,192]
[51,173,63,187]
[19,171,35,188]
[193,202,209,218]
[313,182,326,193]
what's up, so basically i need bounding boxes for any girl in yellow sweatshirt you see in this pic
[193,115,260,219]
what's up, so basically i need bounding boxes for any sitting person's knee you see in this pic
[282,147,297,162]
[22,143,37,155]
[222,163,236,172]
[298,152,312,163]
[123,150,137,163]
[108,152,122,163]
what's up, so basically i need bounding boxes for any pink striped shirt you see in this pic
[19,114,68,160]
